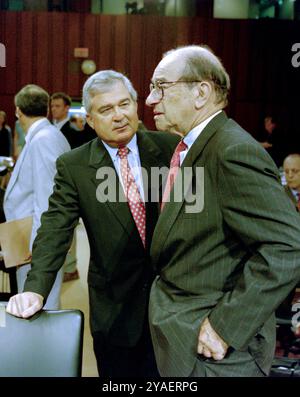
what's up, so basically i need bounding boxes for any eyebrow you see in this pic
[96,98,130,112]
[151,78,168,83]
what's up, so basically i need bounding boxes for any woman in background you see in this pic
[0,110,12,157]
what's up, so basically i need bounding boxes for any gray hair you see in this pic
[164,45,230,106]
[15,84,49,117]
[82,70,137,113]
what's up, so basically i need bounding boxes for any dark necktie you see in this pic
[118,146,146,247]
[161,140,188,211]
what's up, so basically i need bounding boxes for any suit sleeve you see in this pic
[24,156,79,300]
[209,142,300,350]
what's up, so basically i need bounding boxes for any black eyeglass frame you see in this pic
[149,80,202,99]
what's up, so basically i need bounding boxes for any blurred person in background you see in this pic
[50,92,80,282]
[0,110,12,157]
[283,153,300,211]
[13,119,26,159]
[3,84,70,309]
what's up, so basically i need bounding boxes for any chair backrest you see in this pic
[0,303,84,377]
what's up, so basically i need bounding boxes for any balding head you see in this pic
[163,45,230,106]
[146,45,230,135]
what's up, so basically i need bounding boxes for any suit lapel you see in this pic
[5,119,50,200]
[151,111,228,264]
[88,138,134,234]
[137,130,167,203]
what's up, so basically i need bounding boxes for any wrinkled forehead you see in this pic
[152,52,185,82]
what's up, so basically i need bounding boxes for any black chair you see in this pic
[0,259,17,301]
[275,289,300,356]
[0,303,84,377]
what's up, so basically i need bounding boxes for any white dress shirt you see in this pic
[102,134,145,202]
[180,110,222,165]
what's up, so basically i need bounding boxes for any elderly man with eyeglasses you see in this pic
[145,45,300,377]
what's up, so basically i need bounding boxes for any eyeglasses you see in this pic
[149,80,201,100]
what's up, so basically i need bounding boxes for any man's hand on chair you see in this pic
[6,292,44,318]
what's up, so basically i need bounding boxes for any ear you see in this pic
[15,107,22,119]
[194,81,213,109]
[86,114,94,130]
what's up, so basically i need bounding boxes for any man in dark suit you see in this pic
[145,45,300,377]
[51,92,96,149]
[6,70,179,377]
[50,92,78,149]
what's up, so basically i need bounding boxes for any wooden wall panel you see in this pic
[19,12,33,87]
[219,20,237,79]
[113,15,128,74]
[191,17,208,45]
[80,13,97,96]
[51,12,66,94]
[1,12,18,96]
[66,13,81,96]
[127,15,145,106]
[234,102,262,137]
[1,11,300,137]
[235,20,251,102]
[176,17,191,47]
[207,18,222,55]
[35,12,50,90]
[142,16,163,128]
[97,15,113,71]
[161,16,177,55]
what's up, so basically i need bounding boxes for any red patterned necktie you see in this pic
[161,140,188,211]
[118,146,146,248]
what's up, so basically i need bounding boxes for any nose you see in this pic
[112,106,124,120]
[146,90,159,107]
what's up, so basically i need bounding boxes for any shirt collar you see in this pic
[183,110,222,149]
[102,134,138,162]
[53,117,69,130]
[25,118,47,143]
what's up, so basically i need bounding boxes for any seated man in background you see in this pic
[277,153,300,334]
[3,84,70,309]
[283,153,300,212]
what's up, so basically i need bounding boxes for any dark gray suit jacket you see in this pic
[149,112,300,376]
